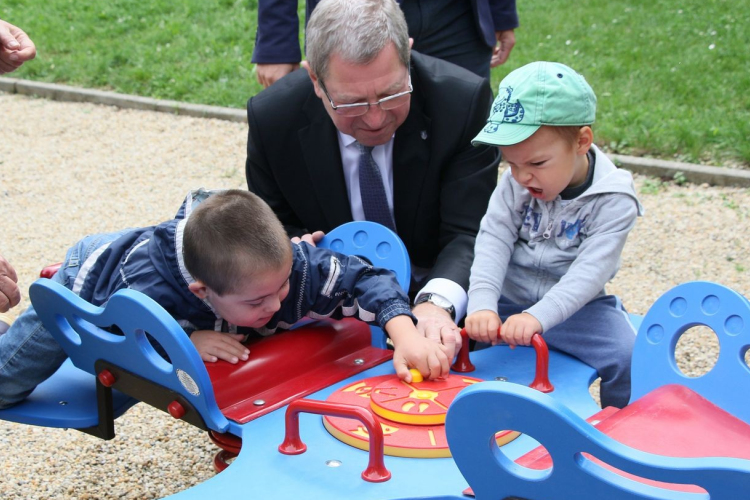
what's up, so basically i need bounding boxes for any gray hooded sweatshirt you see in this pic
[468,145,644,333]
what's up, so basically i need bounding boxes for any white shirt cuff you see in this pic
[415,278,468,321]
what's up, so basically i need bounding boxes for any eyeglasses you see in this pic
[319,71,413,117]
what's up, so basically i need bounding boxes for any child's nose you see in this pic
[264,294,282,313]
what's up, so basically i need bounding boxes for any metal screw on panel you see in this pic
[326,460,343,468]
[354,358,365,365]
[253,399,266,406]
[59,401,69,405]
[494,377,508,382]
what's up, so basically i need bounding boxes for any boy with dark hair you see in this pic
[0,189,449,409]
[466,61,644,408]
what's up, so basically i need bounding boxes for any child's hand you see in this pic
[501,313,541,347]
[386,316,450,382]
[190,330,250,363]
[464,310,502,345]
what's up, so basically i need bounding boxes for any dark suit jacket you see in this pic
[246,51,500,291]
[251,0,518,64]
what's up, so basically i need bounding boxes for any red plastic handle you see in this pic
[451,328,476,373]
[278,399,391,483]
[529,334,554,393]
[454,328,554,393]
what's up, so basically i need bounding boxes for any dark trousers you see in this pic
[400,0,493,80]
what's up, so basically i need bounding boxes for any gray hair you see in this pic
[306,0,410,81]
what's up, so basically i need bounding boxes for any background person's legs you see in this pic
[400,0,492,80]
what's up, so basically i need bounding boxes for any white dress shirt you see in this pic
[336,131,468,320]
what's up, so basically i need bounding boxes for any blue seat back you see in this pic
[318,222,411,349]
[630,281,750,422]
[318,221,411,292]
[29,278,229,433]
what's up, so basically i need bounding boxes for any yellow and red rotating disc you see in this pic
[323,374,519,458]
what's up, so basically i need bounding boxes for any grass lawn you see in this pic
[3,0,749,166]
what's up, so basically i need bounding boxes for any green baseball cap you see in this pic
[472,61,597,147]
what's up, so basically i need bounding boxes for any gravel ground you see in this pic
[1,92,749,499]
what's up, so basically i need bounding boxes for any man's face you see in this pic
[309,43,411,147]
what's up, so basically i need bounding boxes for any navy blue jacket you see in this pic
[75,189,414,334]
[251,0,518,64]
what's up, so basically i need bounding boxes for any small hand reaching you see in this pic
[464,310,502,345]
[387,316,450,383]
[190,330,250,363]
[500,313,540,347]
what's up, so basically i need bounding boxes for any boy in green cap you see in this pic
[466,61,643,408]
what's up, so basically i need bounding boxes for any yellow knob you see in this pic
[409,368,424,383]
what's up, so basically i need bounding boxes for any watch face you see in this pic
[429,294,452,309]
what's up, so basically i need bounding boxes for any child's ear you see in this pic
[576,126,594,155]
[188,281,209,299]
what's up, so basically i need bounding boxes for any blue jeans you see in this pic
[492,295,637,409]
[0,230,129,408]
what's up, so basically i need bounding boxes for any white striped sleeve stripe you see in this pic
[321,255,341,297]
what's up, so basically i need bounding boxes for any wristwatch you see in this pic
[415,293,456,320]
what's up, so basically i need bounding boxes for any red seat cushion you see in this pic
[517,384,750,492]
[206,318,393,424]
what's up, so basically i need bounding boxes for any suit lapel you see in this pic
[298,92,353,230]
[393,70,431,249]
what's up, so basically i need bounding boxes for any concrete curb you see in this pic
[0,77,246,123]
[610,154,750,188]
[3,77,749,188]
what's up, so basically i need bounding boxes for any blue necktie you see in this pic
[357,143,396,231]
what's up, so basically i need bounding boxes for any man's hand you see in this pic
[412,302,461,360]
[291,230,325,247]
[0,253,20,313]
[501,313,541,347]
[464,310,502,345]
[190,330,250,363]
[490,29,515,68]
[386,315,450,382]
[256,63,299,88]
[0,19,36,74]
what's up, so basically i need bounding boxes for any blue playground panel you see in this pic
[165,343,598,500]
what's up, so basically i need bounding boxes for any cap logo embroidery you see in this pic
[483,86,525,134]
[493,86,525,123]
[482,122,500,133]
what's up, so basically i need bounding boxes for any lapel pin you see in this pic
[420,131,428,140]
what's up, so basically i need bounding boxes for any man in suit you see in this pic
[246,0,500,351]
[252,0,518,87]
